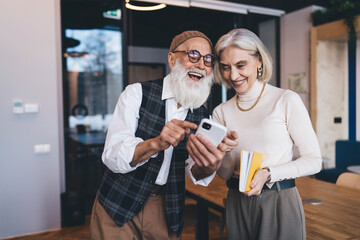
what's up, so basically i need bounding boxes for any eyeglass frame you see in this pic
[172,50,215,67]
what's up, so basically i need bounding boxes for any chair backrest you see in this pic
[335,140,360,169]
[336,172,360,191]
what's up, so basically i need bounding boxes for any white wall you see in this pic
[316,40,348,167]
[281,6,317,110]
[316,39,360,167]
[0,0,63,238]
[280,6,360,167]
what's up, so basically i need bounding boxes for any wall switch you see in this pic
[13,100,24,114]
[25,103,39,113]
[334,117,342,124]
[34,144,51,154]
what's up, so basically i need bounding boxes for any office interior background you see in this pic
[0,0,359,238]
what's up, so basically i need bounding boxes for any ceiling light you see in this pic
[136,0,189,8]
[190,0,247,15]
[125,0,166,11]
[135,0,284,16]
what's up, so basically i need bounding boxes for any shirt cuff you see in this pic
[103,137,158,173]
[123,138,160,170]
[185,157,216,187]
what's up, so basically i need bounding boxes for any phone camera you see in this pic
[202,122,211,130]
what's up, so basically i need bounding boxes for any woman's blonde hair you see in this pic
[214,28,273,88]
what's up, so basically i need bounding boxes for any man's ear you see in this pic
[168,52,176,69]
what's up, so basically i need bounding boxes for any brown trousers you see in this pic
[90,196,179,240]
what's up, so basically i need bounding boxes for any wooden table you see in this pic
[185,175,360,240]
[297,177,360,239]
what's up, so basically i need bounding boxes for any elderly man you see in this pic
[90,30,237,240]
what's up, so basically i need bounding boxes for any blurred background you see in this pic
[1,0,359,238]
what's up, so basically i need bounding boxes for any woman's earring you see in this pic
[257,66,263,76]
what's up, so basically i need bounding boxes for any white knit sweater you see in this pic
[213,80,322,183]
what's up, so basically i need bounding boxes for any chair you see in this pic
[336,172,360,190]
[316,140,360,183]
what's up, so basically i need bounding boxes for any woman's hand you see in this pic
[222,130,238,152]
[244,168,270,196]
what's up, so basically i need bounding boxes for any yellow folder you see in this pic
[239,150,263,192]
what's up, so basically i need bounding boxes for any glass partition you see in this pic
[65,29,122,132]
[61,0,123,213]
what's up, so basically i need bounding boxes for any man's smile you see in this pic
[187,71,204,81]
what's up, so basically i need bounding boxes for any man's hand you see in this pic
[244,168,269,196]
[187,130,238,180]
[155,119,198,151]
[131,119,197,167]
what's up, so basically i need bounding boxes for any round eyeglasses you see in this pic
[172,50,214,67]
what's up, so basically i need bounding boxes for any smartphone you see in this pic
[195,118,227,147]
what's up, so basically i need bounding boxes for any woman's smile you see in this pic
[220,46,261,94]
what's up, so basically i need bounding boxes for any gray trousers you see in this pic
[225,186,306,240]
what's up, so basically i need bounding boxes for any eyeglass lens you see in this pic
[188,50,213,67]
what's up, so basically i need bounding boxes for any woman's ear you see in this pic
[168,52,176,68]
[258,55,263,68]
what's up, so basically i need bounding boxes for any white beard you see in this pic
[170,60,213,110]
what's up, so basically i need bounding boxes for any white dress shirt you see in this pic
[102,75,215,186]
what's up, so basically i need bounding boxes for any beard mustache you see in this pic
[170,59,214,111]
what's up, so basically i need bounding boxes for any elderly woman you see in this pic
[212,28,322,240]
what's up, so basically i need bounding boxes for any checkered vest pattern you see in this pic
[97,79,209,236]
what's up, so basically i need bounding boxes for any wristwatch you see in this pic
[264,167,271,183]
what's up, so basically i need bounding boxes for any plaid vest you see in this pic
[97,79,209,236]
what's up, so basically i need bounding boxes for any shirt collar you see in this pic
[162,74,174,101]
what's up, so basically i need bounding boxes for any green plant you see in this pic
[311,0,360,42]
